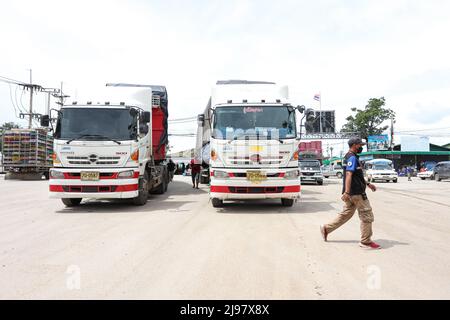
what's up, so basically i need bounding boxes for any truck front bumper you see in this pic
[49,168,140,199]
[210,179,300,200]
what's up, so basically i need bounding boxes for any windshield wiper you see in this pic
[227,132,285,144]
[66,134,121,145]
[227,132,251,144]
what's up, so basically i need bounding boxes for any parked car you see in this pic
[434,161,450,181]
[299,159,323,185]
[364,159,398,183]
[322,164,343,179]
[417,162,437,180]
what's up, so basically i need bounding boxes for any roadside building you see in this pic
[359,143,450,170]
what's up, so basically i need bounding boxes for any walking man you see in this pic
[320,137,381,250]
[190,159,201,189]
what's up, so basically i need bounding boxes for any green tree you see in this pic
[1,122,21,151]
[341,97,395,142]
[1,122,21,130]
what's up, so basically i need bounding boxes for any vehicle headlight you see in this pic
[50,170,64,179]
[118,170,135,179]
[284,170,300,179]
[213,170,229,179]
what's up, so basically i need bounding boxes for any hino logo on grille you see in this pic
[89,154,98,163]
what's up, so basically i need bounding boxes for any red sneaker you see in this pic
[359,242,381,250]
[320,225,328,242]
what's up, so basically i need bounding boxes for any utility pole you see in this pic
[28,69,33,129]
[53,82,70,106]
[390,116,395,151]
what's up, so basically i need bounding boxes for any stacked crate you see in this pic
[1,129,53,173]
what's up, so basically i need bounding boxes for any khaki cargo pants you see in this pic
[324,194,374,244]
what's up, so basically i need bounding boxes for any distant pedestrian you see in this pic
[167,159,176,182]
[320,137,381,250]
[407,166,412,181]
[190,159,201,189]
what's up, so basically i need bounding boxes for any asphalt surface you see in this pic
[0,174,449,299]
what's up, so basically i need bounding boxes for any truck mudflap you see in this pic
[49,169,140,199]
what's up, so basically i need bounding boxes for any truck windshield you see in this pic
[212,106,296,140]
[55,108,137,141]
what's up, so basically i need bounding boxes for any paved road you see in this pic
[0,175,449,299]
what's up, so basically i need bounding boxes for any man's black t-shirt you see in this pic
[342,151,366,195]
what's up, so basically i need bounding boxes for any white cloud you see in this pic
[1,0,450,152]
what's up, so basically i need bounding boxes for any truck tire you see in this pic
[336,172,343,179]
[62,198,82,207]
[211,198,223,208]
[132,171,149,205]
[317,180,324,185]
[152,176,166,195]
[281,199,294,207]
[435,174,441,182]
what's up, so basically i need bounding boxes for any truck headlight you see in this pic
[118,170,135,179]
[284,170,299,179]
[50,170,64,179]
[213,170,229,179]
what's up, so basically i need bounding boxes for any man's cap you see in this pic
[348,137,367,147]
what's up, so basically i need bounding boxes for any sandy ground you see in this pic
[0,174,449,299]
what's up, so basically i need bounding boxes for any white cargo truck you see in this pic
[41,84,170,207]
[197,80,313,207]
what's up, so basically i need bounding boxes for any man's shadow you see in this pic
[327,239,409,249]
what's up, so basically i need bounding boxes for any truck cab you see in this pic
[197,80,308,207]
[44,85,170,207]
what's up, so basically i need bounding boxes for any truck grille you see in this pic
[66,156,120,165]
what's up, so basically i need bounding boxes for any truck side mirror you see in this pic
[305,108,315,122]
[139,123,149,135]
[40,115,50,127]
[197,114,205,127]
[142,111,151,123]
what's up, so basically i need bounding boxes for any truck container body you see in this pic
[1,128,53,178]
[47,84,170,206]
[197,80,301,207]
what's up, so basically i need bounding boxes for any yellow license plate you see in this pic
[246,171,267,184]
[80,171,100,181]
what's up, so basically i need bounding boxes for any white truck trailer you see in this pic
[41,84,170,207]
[197,80,313,207]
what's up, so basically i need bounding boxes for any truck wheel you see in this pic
[323,175,329,178]
[393,179,398,183]
[420,177,425,180]
[435,174,441,182]
[132,171,149,205]
[336,172,343,179]
[152,176,166,195]
[62,198,82,207]
[281,199,294,207]
[317,180,324,185]
[211,198,223,208]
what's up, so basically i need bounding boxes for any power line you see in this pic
[396,126,450,133]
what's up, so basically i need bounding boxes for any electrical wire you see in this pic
[8,83,19,117]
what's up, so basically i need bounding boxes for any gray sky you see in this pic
[1,0,450,153]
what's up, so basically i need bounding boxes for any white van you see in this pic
[364,159,398,183]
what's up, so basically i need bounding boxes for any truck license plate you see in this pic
[246,171,267,184]
[80,171,100,181]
